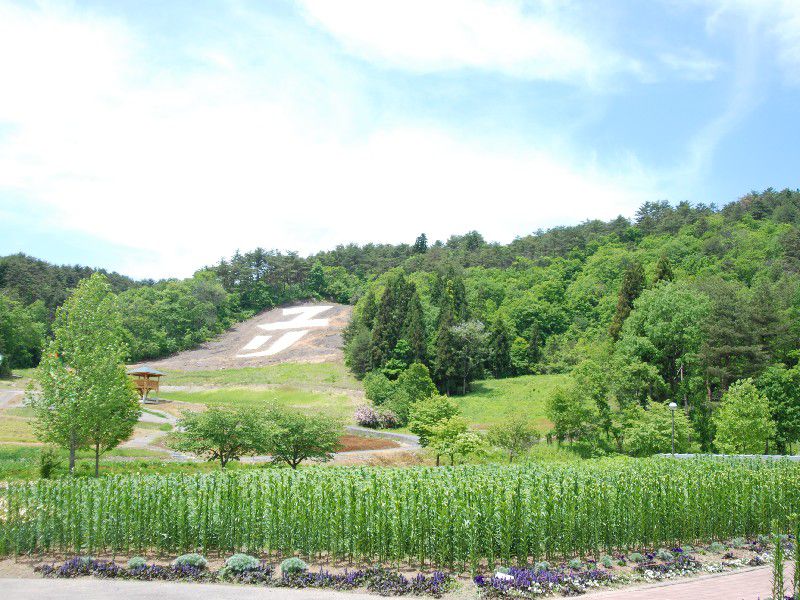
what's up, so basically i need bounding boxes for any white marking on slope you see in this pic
[240,335,272,351]
[236,305,334,358]
[257,305,333,331]
[237,330,309,358]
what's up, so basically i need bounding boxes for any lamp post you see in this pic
[669,402,678,455]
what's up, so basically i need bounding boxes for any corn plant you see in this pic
[2,458,800,570]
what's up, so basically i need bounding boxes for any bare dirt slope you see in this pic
[140,302,352,371]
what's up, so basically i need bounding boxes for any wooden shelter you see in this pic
[127,365,164,402]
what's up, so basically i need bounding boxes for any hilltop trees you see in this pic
[30,274,140,474]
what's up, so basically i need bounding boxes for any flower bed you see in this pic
[36,557,452,597]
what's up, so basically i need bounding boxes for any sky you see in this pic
[0,0,798,279]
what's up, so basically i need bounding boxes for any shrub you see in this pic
[355,405,400,429]
[731,537,747,548]
[627,552,645,563]
[568,558,582,569]
[656,548,673,562]
[38,447,61,479]
[173,553,207,569]
[600,555,614,568]
[709,542,726,554]
[77,556,94,567]
[224,553,260,574]
[280,557,308,575]
[534,561,550,572]
[378,408,400,428]
[355,405,382,428]
[127,557,147,570]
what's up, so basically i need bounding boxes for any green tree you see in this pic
[433,305,458,394]
[487,315,513,378]
[758,365,800,453]
[265,410,341,469]
[170,407,269,468]
[713,379,776,454]
[307,261,327,296]
[408,394,460,447]
[609,261,645,340]
[451,320,488,394]
[487,415,539,463]
[412,233,428,254]
[404,287,428,363]
[622,401,695,457]
[30,274,138,474]
[653,255,674,283]
[387,362,437,424]
[428,417,487,465]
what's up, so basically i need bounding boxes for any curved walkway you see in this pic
[589,563,783,599]
[2,564,785,600]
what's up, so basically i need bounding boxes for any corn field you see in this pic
[2,459,799,571]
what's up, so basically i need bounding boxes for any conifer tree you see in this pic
[488,315,512,378]
[653,255,674,282]
[433,304,458,394]
[609,261,645,340]
[404,285,428,364]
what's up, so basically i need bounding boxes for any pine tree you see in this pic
[370,273,406,368]
[653,255,674,282]
[609,261,645,340]
[404,285,428,364]
[412,233,428,254]
[488,315,512,378]
[433,305,458,394]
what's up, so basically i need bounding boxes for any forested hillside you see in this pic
[343,189,800,453]
[2,187,799,436]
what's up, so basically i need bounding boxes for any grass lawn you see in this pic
[455,373,571,430]
[0,412,37,443]
[159,387,356,423]
[160,362,361,391]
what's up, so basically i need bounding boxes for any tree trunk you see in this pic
[450,454,454,466]
[69,430,76,474]
[94,443,100,477]
[435,454,440,467]
[509,452,513,464]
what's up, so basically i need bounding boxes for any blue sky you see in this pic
[0,0,798,279]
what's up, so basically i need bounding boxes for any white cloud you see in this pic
[704,0,800,85]
[0,2,660,279]
[659,49,721,81]
[296,0,640,87]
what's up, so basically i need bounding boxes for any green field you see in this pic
[455,374,569,430]
[158,387,356,423]
[160,362,360,390]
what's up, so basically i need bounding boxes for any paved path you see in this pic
[344,426,421,448]
[588,564,781,600]
[3,565,786,600]
[0,390,23,409]
[2,578,381,600]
